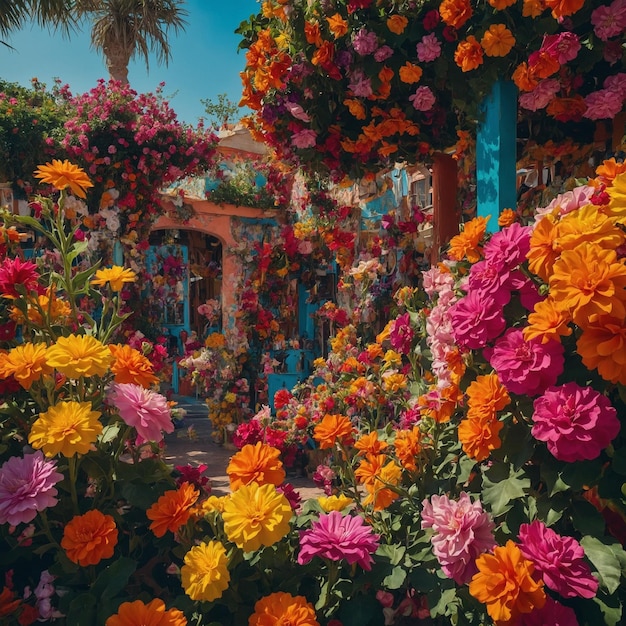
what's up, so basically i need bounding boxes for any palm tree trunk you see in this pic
[103,40,132,84]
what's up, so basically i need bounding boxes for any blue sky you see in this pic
[0,0,260,125]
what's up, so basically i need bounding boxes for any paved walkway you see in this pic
[164,395,324,500]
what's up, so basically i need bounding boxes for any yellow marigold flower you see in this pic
[382,350,402,366]
[387,14,408,34]
[222,482,292,552]
[91,266,137,292]
[109,343,159,388]
[498,208,517,227]
[469,541,546,623]
[0,342,52,390]
[577,314,626,385]
[181,540,230,602]
[549,244,626,327]
[313,413,355,449]
[481,24,515,57]
[447,216,488,262]
[201,495,227,514]
[318,494,354,512]
[106,599,187,626]
[558,203,625,252]
[46,334,112,379]
[34,160,94,199]
[466,373,510,416]
[249,592,319,626]
[226,442,286,490]
[354,431,388,457]
[326,13,348,38]
[382,372,407,393]
[394,426,422,471]
[29,401,103,457]
[10,290,71,326]
[146,482,199,538]
[205,332,226,348]
[524,297,573,344]
[362,460,402,511]
[607,171,626,221]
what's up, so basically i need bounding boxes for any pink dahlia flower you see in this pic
[0,451,63,525]
[0,257,42,298]
[519,520,599,599]
[521,596,579,625]
[108,382,174,444]
[298,510,380,570]
[531,382,620,462]
[449,290,507,350]
[485,328,564,397]
[467,260,511,306]
[483,222,531,272]
[421,492,496,584]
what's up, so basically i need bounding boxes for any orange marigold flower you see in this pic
[458,414,504,461]
[314,413,355,449]
[146,482,199,538]
[546,95,587,121]
[61,510,118,566]
[327,13,348,38]
[440,0,473,29]
[466,373,510,416]
[34,160,93,198]
[498,208,517,227]
[0,342,52,390]
[549,244,626,327]
[382,372,407,393]
[0,586,22,618]
[447,216,489,262]
[355,453,386,487]
[524,297,573,344]
[455,36,484,72]
[249,592,319,626]
[469,541,546,624]
[544,0,585,18]
[354,431,388,457]
[596,157,626,185]
[522,0,545,17]
[527,214,560,282]
[399,62,423,84]
[393,426,422,471]
[109,343,159,388]
[481,24,515,57]
[512,62,538,92]
[577,314,626,385]
[366,342,384,360]
[344,98,367,120]
[304,21,322,46]
[387,14,408,34]
[530,51,560,79]
[106,599,187,626]
[226,442,286,490]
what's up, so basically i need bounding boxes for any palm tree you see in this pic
[76,0,188,84]
[0,0,76,41]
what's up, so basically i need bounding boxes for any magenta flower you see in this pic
[467,260,511,306]
[416,33,441,62]
[540,32,581,64]
[519,520,599,599]
[485,328,564,397]
[483,222,531,272]
[108,382,174,444]
[583,88,624,120]
[0,451,63,526]
[352,28,379,56]
[298,511,380,570]
[592,1,626,41]
[519,79,561,112]
[409,86,436,111]
[389,312,415,355]
[291,129,317,149]
[0,257,41,298]
[521,596,580,625]
[421,492,496,584]
[449,289,507,350]
[531,382,620,462]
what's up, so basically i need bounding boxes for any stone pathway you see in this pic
[164,395,324,500]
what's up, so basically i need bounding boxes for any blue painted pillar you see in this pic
[476,80,518,233]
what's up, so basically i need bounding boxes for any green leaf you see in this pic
[428,585,458,618]
[66,593,97,625]
[383,565,406,590]
[611,446,626,476]
[338,594,384,626]
[482,465,531,517]
[571,499,606,536]
[592,592,623,626]
[91,557,137,600]
[580,536,625,595]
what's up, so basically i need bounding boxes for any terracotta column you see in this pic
[430,152,459,265]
